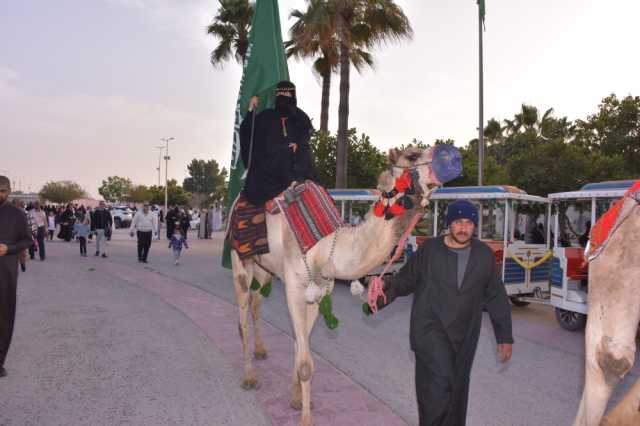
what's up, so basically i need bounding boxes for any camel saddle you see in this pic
[228,181,342,260]
[267,180,342,254]
[585,179,640,262]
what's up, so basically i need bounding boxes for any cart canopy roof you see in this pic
[548,180,637,200]
[429,185,548,203]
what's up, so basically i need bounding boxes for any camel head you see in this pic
[385,145,462,206]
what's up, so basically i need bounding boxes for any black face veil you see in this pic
[275,80,297,112]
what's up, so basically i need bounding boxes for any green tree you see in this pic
[39,181,87,203]
[506,141,591,195]
[125,185,152,203]
[183,159,228,205]
[98,176,132,203]
[310,128,386,188]
[148,179,190,206]
[207,0,254,67]
[287,0,374,133]
[573,94,640,177]
[484,118,503,145]
[502,104,556,140]
[335,0,413,188]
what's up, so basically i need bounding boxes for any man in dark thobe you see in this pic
[0,176,33,377]
[373,199,514,426]
[239,80,318,207]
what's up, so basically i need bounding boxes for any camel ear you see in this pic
[388,148,401,164]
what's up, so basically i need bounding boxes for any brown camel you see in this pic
[229,146,442,426]
[573,191,640,426]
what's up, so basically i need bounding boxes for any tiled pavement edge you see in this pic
[96,260,408,426]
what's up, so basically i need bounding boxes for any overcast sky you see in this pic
[1,0,639,197]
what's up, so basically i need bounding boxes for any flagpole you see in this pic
[478,2,484,186]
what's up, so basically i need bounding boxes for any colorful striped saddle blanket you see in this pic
[228,192,269,260]
[269,181,342,254]
[586,179,640,262]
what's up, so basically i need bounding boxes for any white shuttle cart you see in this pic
[547,180,636,331]
[417,186,552,306]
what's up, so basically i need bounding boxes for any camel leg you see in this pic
[231,250,258,390]
[290,341,303,410]
[290,301,320,411]
[251,264,272,360]
[573,265,640,426]
[601,376,640,426]
[284,274,314,426]
[250,293,268,359]
[574,312,618,426]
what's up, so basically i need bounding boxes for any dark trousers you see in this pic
[414,327,470,426]
[48,229,54,240]
[79,237,87,255]
[0,258,18,367]
[137,231,152,261]
[36,227,45,260]
[28,238,35,259]
[29,228,46,260]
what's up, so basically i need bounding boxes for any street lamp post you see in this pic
[155,146,164,186]
[160,137,174,214]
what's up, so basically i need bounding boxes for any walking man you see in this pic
[91,201,112,258]
[28,201,47,261]
[0,176,33,377]
[369,200,514,426]
[129,202,157,263]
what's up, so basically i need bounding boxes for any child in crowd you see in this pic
[168,225,188,265]
[47,211,56,240]
[73,215,91,257]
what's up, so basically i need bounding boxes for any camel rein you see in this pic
[367,211,423,314]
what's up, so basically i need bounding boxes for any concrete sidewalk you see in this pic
[0,245,271,426]
[0,236,406,426]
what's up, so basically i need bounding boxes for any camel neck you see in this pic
[331,207,417,281]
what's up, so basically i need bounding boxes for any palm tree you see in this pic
[484,118,504,145]
[286,1,374,133]
[207,0,254,67]
[504,104,555,139]
[334,0,413,188]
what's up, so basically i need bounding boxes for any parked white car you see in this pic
[111,206,133,228]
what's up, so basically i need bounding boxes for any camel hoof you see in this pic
[241,377,259,390]
[254,350,268,360]
[301,413,313,426]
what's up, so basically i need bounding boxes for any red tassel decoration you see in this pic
[387,203,406,216]
[373,201,386,217]
[394,170,412,193]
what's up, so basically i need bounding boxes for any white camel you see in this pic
[573,189,640,426]
[229,146,442,426]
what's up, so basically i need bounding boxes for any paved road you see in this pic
[1,229,638,426]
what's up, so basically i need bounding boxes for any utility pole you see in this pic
[160,137,174,214]
[155,146,164,186]
[478,0,485,186]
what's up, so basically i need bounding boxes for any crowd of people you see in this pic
[5,200,226,267]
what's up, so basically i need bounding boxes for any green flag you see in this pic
[222,0,289,268]
[478,0,486,25]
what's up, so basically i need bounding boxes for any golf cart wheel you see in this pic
[509,296,530,307]
[555,308,587,331]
